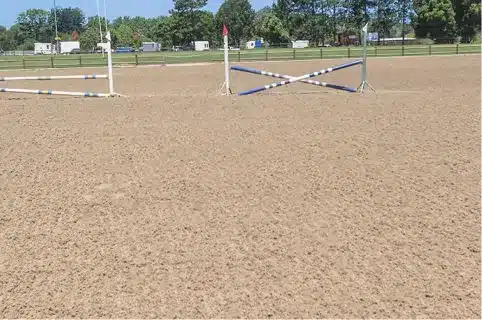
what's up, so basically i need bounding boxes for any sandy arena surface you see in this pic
[0,55,480,318]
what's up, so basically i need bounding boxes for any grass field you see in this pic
[0,43,480,70]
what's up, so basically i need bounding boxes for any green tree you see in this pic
[257,10,290,45]
[154,16,176,47]
[85,15,108,30]
[389,21,414,36]
[273,0,295,22]
[396,0,413,44]
[413,0,457,42]
[146,17,166,42]
[343,0,375,40]
[112,16,161,42]
[128,16,155,41]
[49,7,86,37]
[194,11,216,44]
[81,15,113,49]
[0,26,17,51]
[290,0,331,45]
[373,0,398,41]
[17,38,36,50]
[172,0,208,12]
[328,0,342,43]
[79,25,101,50]
[215,0,255,46]
[16,9,52,42]
[114,24,134,46]
[253,6,273,35]
[170,0,208,44]
[453,0,481,42]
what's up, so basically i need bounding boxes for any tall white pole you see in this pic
[53,0,58,39]
[103,0,109,33]
[223,34,230,95]
[96,0,104,58]
[106,31,114,95]
[53,0,59,53]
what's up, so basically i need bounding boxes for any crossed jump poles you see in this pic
[220,23,374,96]
[230,60,363,96]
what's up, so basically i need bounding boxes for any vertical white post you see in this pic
[357,22,375,93]
[106,31,114,95]
[361,24,367,83]
[96,0,105,58]
[53,0,60,53]
[103,0,109,34]
[223,33,230,95]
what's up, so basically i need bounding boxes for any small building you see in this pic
[97,42,109,52]
[194,41,209,51]
[60,41,80,54]
[246,40,262,49]
[142,42,161,52]
[34,43,56,55]
[292,40,309,49]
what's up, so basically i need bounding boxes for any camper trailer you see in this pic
[97,42,110,53]
[292,40,309,49]
[60,41,80,54]
[34,43,56,55]
[142,42,161,52]
[194,41,209,51]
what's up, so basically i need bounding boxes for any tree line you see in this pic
[0,0,480,51]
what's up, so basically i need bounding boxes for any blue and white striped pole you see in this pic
[0,87,112,97]
[230,66,357,93]
[235,60,363,96]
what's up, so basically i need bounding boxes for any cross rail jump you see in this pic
[219,23,375,96]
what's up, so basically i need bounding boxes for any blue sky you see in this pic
[1,0,273,27]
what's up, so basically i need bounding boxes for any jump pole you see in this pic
[230,66,357,92]
[236,60,363,96]
[0,88,112,97]
[0,75,108,81]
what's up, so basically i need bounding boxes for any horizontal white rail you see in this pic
[0,74,108,81]
[0,87,112,97]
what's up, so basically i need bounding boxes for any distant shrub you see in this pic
[417,38,435,45]
[472,32,481,44]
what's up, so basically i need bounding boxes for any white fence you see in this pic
[1,51,36,56]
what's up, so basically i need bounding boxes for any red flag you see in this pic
[222,24,228,36]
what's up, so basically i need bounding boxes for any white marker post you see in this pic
[223,25,230,95]
[218,24,231,95]
[106,31,115,96]
[357,22,375,93]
